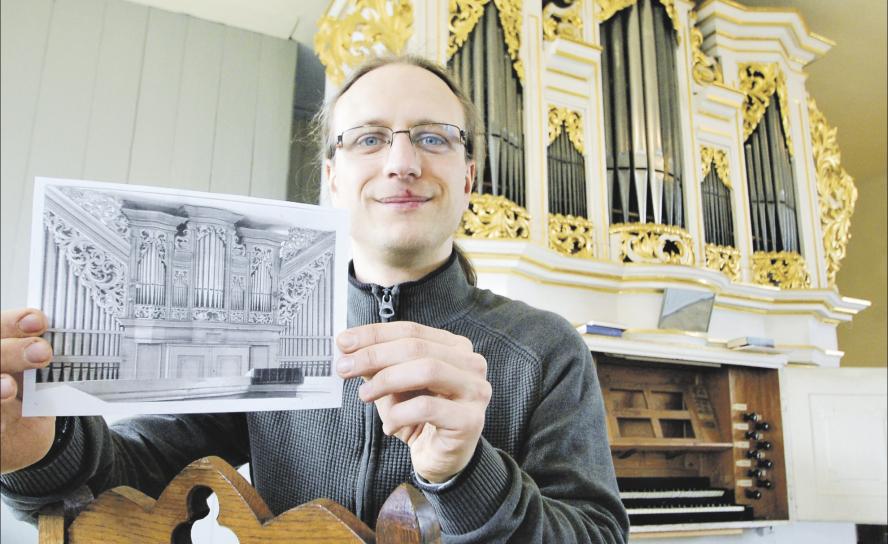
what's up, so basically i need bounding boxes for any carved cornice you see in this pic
[278,249,335,325]
[704,243,740,281]
[448,0,524,81]
[807,96,857,288]
[543,1,583,42]
[609,222,695,265]
[547,106,584,155]
[549,213,595,258]
[700,146,730,189]
[458,193,530,239]
[738,62,793,156]
[596,0,680,37]
[315,0,414,86]
[752,250,811,289]
[689,12,723,85]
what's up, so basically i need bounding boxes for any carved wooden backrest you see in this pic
[38,456,441,544]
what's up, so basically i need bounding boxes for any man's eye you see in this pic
[356,134,385,147]
[415,134,447,147]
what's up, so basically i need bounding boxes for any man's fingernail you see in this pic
[337,357,353,374]
[0,376,14,399]
[18,313,43,333]
[25,342,51,364]
[338,332,356,350]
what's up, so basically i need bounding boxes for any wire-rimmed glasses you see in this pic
[334,123,467,157]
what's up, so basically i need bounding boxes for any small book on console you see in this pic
[726,336,775,349]
[577,320,627,337]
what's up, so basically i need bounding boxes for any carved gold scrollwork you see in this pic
[549,213,595,258]
[689,15,723,85]
[458,193,530,239]
[448,0,524,81]
[704,243,740,281]
[752,251,811,289]
[609,223,695,265]
[547,106,585,155]
[700,146,730,189]
[596,0,680,37]
[808,96,857,287]
[738,63,793,156]
[315,0,414,86]
[543,1,583,42]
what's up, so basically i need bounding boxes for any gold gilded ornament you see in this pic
[448,0,524,81]
[548,107,585,155]
[596,0,679,36]
[700,146,730,188]
[543,1,583,42]
[808,96,857,287]
[549,213,595,258]
[610,223,695,265]
[752,251,811,289]
[458,193,530,239]
[704,243,740,281]
[315,0,414,86]
[738,63,793,156]
[689,14,723,85]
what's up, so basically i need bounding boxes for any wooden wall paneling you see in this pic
[170,17,224,193]
[250,36,297,200]
[0,0,53,308]
[8,0,105,310]
[210,28,261,196]
[82,0,149,183]
[128,8,187,187]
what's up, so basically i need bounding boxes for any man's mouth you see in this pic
[377,196,431,203]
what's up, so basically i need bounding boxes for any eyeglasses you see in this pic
[334,123,467,157]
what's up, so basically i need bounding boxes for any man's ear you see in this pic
[463,160,476,198]
[325,159,339,205]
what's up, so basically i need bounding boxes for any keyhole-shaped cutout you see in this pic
[171,486,239,544]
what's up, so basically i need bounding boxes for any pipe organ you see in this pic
[315,0,885,537]
[38,186,336,384]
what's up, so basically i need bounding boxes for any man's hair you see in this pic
[313,54,481,162]
[313,55,479,286]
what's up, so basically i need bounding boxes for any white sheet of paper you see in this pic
[23,177,349,416]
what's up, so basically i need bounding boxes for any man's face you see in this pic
[326,63,475,264]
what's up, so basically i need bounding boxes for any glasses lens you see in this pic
[410,124,462,154]
[341,126,392,155]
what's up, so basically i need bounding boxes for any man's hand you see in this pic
[1,308,55,474]
[336,322,491,483]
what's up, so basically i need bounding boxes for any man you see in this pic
[1,55,629,542]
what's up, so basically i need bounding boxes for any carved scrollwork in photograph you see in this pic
[315,0,414,86]
[738,62,793,155]
[174,228,191,250]
[134,305,167,320]
[278,249,335,325]
[808,96,857,287]
[232,239,246,257]
[752,251,811,289]
[196,224,228,243]
[543,0,583,42]
[229,310,245,323]
[168,307,189,321]
[549,214,595,258]
[249,311,274,325]
[458,193,530,239]
[59,187,130,239]
[548,107,584,155]
[191,308,226,322]
[610,223,695,265]
[704,243,740,281]
[138,230,169,263]
[280,227,323,263]
[250,247,273,275]
[44,211,128,317]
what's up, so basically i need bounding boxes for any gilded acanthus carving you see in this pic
[689,17,723,85]
[700,146,730,188]
[448,0,524,81]
[543,0,583,42]
[738,63,793,156]
[704,243,740,281]
[596,0,679,36]
[752,251,810,289]
[458,193,530,239]
[278,249,335,325]
[548,106,584,155]
[316,0,414,86]
[610,223,695,265]
[59,187,130,239]
[44,211,128,317]
[808,97,857,287]
[549,214,595,258]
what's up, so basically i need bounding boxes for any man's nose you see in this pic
[384,132,421,179]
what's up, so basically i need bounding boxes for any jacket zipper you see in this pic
[356,285,399,523]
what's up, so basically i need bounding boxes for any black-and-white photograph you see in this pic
[23,177,349,416]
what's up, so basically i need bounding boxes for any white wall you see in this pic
[0,0,296,541]
[0,0,297,310]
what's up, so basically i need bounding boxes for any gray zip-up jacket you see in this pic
[2,252,629,543]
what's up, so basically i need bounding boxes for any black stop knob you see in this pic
[757,459,774,469]
[748,469,765,478]
[756,479,773,489]
[747,449,765,460]
[743,412,761,422]
[746,430,763,440]
[745,489,762,500]
[757,441,773,450]
[756,421,771,431]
